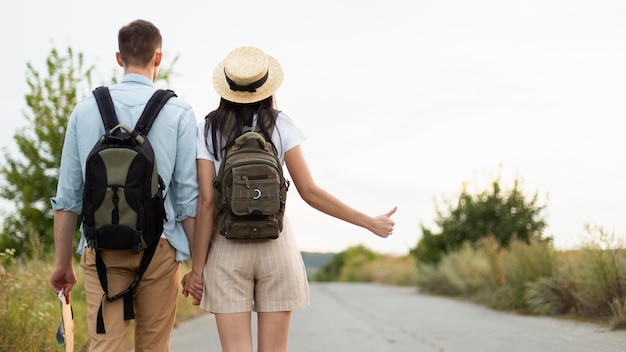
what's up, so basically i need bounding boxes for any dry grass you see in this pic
[415,229,626,330]
[0,251,205,352]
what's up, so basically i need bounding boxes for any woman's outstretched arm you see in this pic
[285,145,396,238]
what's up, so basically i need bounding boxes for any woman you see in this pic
[182,46,396,352]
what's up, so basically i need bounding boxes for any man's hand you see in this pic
[50,264,77,304]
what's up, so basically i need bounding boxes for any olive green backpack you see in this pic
[212,126,289,240]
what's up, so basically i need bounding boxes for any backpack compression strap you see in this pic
[91,87,177,334]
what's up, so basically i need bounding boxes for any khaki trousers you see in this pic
[81,239,180,352]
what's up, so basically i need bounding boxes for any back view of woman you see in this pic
[183,46,396,352]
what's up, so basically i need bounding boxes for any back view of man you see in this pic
[50,19,198,352]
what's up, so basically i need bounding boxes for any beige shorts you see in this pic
[200,216,310,313]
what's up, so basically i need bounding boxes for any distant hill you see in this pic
[300,251,335,280]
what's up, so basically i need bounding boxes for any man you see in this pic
[50,19,198,351]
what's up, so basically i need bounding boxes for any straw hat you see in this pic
[212,46,283,104]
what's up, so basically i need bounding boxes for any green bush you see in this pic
[315,245,417,286]
[316,245,376,282]
[413,177,548,265]
[416,241,488,297]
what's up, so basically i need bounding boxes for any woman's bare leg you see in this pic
[257,311,292,352]
[215,312,253,352]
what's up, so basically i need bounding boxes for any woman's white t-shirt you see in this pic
[196,111,306,174]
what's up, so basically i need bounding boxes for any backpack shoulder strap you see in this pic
[92,86,118,131]
[250,114,275,138]
[249,116,276,153]
[134,89,177,135]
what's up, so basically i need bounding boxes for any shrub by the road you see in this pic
[315,244,417,286]
[416,227,626,330]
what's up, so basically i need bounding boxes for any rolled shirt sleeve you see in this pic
[50,106,84,214]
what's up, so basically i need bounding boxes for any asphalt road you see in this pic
[170,282,626,352]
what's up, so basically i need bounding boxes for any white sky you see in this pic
[1,0,625,255]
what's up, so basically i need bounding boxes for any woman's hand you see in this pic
[370,206,397,238]
[181,270,204,305]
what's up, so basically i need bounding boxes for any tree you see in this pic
[0,47,94,257]
[412,176,548,265]
[0,47,179,257]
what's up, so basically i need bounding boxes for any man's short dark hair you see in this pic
[118,19,162,67]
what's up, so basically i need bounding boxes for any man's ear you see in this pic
[154,51,163,67]
[116,52,124,67]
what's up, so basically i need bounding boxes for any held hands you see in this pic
[181,271,204,306]
[370,206,397,238]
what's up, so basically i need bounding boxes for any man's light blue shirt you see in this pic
[51,74,198,261]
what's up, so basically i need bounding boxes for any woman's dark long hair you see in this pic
[204,96,279,161]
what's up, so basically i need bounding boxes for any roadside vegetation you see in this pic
[415,228,626,330]
[314,245,417,286]
[408,177,626,330]
[315,177,626,331]
[0,242,203,352]
[314,227,626,331]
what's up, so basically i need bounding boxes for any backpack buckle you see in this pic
[105,279,138,302]
[85,227,97,248]
[132,230,143,254]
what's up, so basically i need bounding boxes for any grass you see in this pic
[415,227,626,330]
[1,249,64,352]
[0,249,205,352]
[347,253,418,286]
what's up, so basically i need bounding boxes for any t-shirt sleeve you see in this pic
[274,112,306,162]
[196,119,215,162]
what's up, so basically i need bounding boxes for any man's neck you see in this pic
[124,66,155,82]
